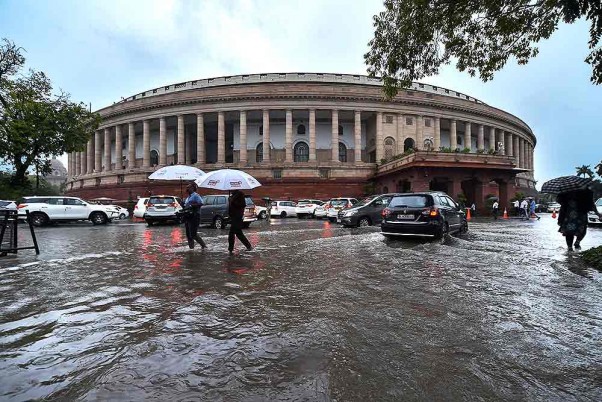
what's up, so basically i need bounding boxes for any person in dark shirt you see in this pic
[183,183,206,249]
[228,190,252,254]
[557,188,599,251]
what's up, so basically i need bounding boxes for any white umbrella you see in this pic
[194,169,261,191]
[148,165,206,197]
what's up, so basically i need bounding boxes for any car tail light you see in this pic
[135,205,139,209]
[18,204,28,209]
[421,208,439,217]
[169,202,177,207]
[382,208,391,218]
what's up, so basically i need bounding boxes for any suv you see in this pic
[133,198,149,218]
[17,196,120,226]
[270,201,297,218]
[295,199,324,218]
[326,198,358,222]
[338,194,394,227]
[199,194,257,229]
[144,195,183,226]
[381,192,468,239]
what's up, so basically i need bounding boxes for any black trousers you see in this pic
[185,214,206,249]
[228,216,252,251]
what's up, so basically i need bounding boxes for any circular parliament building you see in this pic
[65,73,536,209]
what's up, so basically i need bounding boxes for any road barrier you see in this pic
[0,210,40,257]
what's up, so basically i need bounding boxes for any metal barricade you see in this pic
[0,210,40,256]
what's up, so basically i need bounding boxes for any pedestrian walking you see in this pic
[520,199,529,220]
[470,203,476,217]
[529,199,541,220]
[492,200,499,220]
[228,190,253,254]
[513,199,520,216]
[557,189,600,251]
[183,183,207,249]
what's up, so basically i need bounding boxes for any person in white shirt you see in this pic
[513,199,520,216]
[520,199,529,219]
[492,200,499,220]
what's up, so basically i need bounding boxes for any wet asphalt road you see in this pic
[1,215,601,401]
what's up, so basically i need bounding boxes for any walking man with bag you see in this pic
[228,190,253,255]
[183,183,207,249]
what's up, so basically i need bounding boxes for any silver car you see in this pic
[144,195,183,226]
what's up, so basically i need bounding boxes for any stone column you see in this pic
[159,117,167,166]
[530,144,535,171]
[285,109,293,163]
[513,135,520,166]
[376,111,384,162]
[434,116,441,150]
[104,128,111,171]
[450,119,457,150]
[489,127,496,151]
[67,153,72,177]
[115,125,122,170]
[128,122,136,169]
[477,124,484,151]
[87,137,93,174]
[262,109,270,163]
[499,130,506,155]
[331,109,339,161]
[81,150,87,175]
[506,133,513,157]
[178,115,186,164]
[354,110,362,163]
[464,122,471,151]
[239,111,247,165]
[309,109,316,162]
[185,131,192,165]
[196,113,205,164]
[217,112,225,164]
[75,152,81,176]
[142,120,150,168]
[397,113,404,154]
[416,115,423,150]
[94,130,102,172]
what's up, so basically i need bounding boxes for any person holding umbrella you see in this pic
[182,183,207,250]
[228,190,253,254]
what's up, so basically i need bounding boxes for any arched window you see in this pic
[404,138,415,152]
[294,141,309,162]
[297,124,306,135]
[256,143,263,163]
[384,137,396,160]
[338,125,344,136]
[150,150,159,166]
[338,142,347,162]
[259,125,263,136]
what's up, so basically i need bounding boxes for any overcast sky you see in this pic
[1,0,600,187]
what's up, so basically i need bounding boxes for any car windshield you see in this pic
[245,197,254,206]
[330,199,348,206]
[149,197,174,204]
[389,195,431,208]
[596,199,602,206]
[297,200,311,205]
[356,196,377,207]
[0,201,11,207]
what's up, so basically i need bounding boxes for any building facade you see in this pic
[65,73,536,209]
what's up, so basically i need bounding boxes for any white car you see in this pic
[17,196,120,226]
[325,198,359,222]
[295,199,324,218]
[109,205,130,219]
[270,201,297,218]
[0,200,17,210]
[144,195,183,226]
[314,203,328,219]
[589,198,602,226]
[255,205,268,219]
[547,202,561,213]
[133,198,149,218]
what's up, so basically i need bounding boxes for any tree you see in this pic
[576,164,594,178]
[0,39,100,186]
[596,160,602,177]
[365,0,602,98]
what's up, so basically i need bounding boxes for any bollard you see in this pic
[503,208,509,219]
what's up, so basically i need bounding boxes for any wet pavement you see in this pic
[1,215,601,401]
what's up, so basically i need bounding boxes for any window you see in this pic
[384,137,396,160]
[424,118,431,127]
[256,143,263,163]
[273,169,282,179]
[259,125,263,136]
[294,142,309,162]
[204,196,216,205]
[338,125,344,136]
[406,117,413,125]
[150,150,159,166]
[65,198,85,206]
[216,196,227,205]
[385,115,394,124]
[297,124,306,135]
[47,198,64,205]
[338,143,347,162]
[389,195,431,208]
[403,138,415,152]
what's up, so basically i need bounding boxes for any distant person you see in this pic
[513,199,520,216]
[183,183,206,249]
[470,203,476,217]
[228,190,253,254]
[520,199,529,220]
[530,199,541,220]
[557,189,600,251]
[492,200,499,220]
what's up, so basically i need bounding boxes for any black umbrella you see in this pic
[541,176,591,194]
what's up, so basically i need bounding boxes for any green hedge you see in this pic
[581,246,602,270]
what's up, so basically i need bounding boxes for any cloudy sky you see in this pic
[1,0,600,186]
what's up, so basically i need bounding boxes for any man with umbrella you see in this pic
[542,176,601,251]
[182,183,207,250]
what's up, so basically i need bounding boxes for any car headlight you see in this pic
[344,210,357,217]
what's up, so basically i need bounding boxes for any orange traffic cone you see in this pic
[503,208,508,219]
[552,209,557,219]
[466,207,471,221]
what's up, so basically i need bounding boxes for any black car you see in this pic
[381,192,468,239]
[338,194,395,227]
[199,194,257,229]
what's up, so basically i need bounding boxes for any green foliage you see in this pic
[575,164,595,178]
[0,172,60,200]
[0,38,100,186]
[511,191,526,202]
[581,246,602,271]
[380,158,388,165]
[596,160,602,177]
[439,146,452,153]
[487,148,497,155]
[363,182,377,195]
[365,0,602,98]
[476,149,486,154]
[461,147,471,153]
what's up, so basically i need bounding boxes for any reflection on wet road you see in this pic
[1,216,601,400]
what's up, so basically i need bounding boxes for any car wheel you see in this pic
[119,213,126,220]
[358,217,371,227]
[435,222,449,239]
[30,212,48,227]
[242,222,251,229]
[214,216,225,229]
[259,211,267,220]
[91,212,107,225]
[146,220,154,226]
[280,211,287,218]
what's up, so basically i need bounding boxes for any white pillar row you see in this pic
[331,109,339,161]
[519,137,525,169]
[73,151,80,176]
[178,115,186,165]
[506,132,513,157]
[416,115,423,150]
[87,137,93,174]
[434,116,441,150]
[376,111,384,162]
[488,127,495,151]
[239,111,247,165]
[128,122,135,169]
[450,119,457,150]
[309,109,316,162]
[95,130,102,172]
[159,117,167,166]
[464,122,471,151]
[80,150,87,175]
[115,125,122,170]
[499,130,506,155]
[513,135,520,167]
[354,110,362,163]
[185,130,192,165]
[396,113,404,154]
[262,109,270,163]
[217,112,225,164]
[285,109,293,163]
[196,113,205,165]
[142,120,150,168]
[477,124,485,151]
[103,128,111,171]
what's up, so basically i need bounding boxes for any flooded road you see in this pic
[1,216,601,401]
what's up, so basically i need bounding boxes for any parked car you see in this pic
[270,201,297,218]
[0,200,17,210]
[547,202,561,213]
[199,194,257,229]
[107,205,129,219]
[338,194,394,227]
[589,198,602,226]
[17,196,120,226]
[381,192,468,239]
[295,199,324,218]
[144,195,183,226]
[314,203,328,219]
[326,198,358,222]
[255,205,268,219]
[133,198,149,218]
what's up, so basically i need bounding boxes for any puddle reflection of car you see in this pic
[381,192,468,239]
[144,195,183,226]
[326,198,358,222]
[338,194,393,227]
